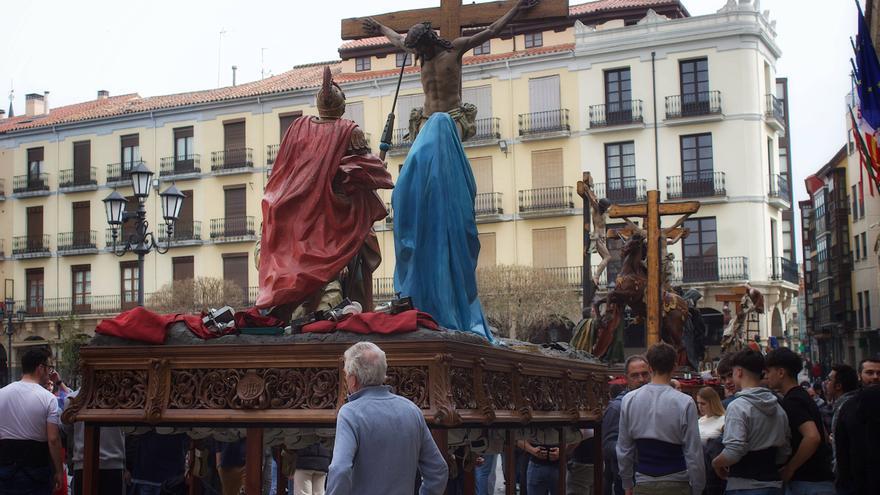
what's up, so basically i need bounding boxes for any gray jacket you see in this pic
[63,391,125,471]
[720,387,791,491]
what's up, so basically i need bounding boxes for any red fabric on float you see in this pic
[301,310,439,335]
[256,117,393,309]
[95,307,238,343]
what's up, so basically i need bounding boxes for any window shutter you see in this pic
[478,233,497,268]
[343,102,365,129]
[224,121,246,151]
[27,206,43,238]
[531,149,563,189]
[470,157,494,194]
[179,190,194,224]
[279,113,301,141]
[397,94,425,123]
[224,187,246,218]
[223,254,249,294]
[528,75,560,113]
[73,141,91,182]
[121,134,139,148]
[462,85,492,119]
[72,201,90,233]
[27,147,44,163]
[174,127,194,140]
[173,256,195,281]
[532,227,567,268]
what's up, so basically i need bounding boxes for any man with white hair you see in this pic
[326,342,448,495]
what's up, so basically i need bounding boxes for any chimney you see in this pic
[0,109,6,119]
[232,65,238,86]
[97,90,109,100]
[25,93,46,117]
[43,91,49,113]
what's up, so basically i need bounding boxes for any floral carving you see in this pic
[524,376,562,411]
[482,371,514,410]
[450,367,476,409]
[386,366,429,408]
[93,370,148,409]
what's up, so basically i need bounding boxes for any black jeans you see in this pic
[0,464,52,495]
[73,468,125,495]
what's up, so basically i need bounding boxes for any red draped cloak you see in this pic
[256,117,393,309]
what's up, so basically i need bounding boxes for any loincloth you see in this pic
[407,103,477,142]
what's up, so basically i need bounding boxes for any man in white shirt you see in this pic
[0,347,64,494]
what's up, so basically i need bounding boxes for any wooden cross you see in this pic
[340,0,569,41]
[607,191,700,346]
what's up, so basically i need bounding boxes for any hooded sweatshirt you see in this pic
[720,387,791,491]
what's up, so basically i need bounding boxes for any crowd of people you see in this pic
[2,343,879,495]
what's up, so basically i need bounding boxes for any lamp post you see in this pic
[103,162,185,307]
[1,298,26,385]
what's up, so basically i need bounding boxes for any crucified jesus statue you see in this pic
[363,0,539,141]
[622,215,690,289]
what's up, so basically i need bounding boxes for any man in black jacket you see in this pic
[834,355,880,495]
[601,355,650,495]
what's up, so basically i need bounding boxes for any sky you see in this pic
[0,0,863,250]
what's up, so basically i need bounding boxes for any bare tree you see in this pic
[149,277,245,314]
[477,265,581,340]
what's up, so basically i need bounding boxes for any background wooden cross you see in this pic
[607,191,700,346]
[340,0,569,41]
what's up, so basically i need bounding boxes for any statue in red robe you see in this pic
[256,67,393,320]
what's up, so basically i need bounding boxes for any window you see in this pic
[862,232,868,259]
[120,134,140,173]
[121,261,139,310]
[859,182,866,218]
[223,253,250,296]
[174,127,194,165]
[26,206,43,251]
[858,292,865,328]
[779,148,789,178]
[72,265,91,311]
[867,291,873,328]
[172,256,195,282]
[473,40,490,56]
[771,218,778,265]
[679,58,709,115]
[682,217,718,282]
[604,68,632,123]
[531,149,563,189]
[855,235,861,261]
[532,227,566,268]
[604,142,636,202]
[527,75,562,130]
[680,134,714,196]
[395,52,412,67]
[279,112,302,141]
[26,268,44,314]
[27,147,44,182]
[470,157,494,194]
[343,102,365,129]
[524,32,543,48]
[73,140,91,184]
[853,185,859,218]
[462,86,492,119]
[72,201,91,247]
[355,57,371,72]
[478,233,497,268]
[224,186,247,235]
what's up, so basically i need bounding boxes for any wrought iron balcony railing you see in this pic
[373,277,396,300]
[385,203,393,225]
[211,148,254,171]
[57,231,97,251]
[158,221,202,243]
[665,91,722,119]
[518,186,575,213]
[389,128,413,150]
[476,192,503,216]
[210,216,256,240]
[59,168,97,188]
[595,179,647,204]
[671,256,749,284]
[766,94,785,122]
[518,109,570,136]
[589,100,644,127]
[12,234,51,255]
[472,117,502,141]
[666,171,726,199]
[13,174,49,193]
[160,155,201,176]
[107,161,143,183]
[267,144,280,165]
[769,257,799,284]
[769,174,790,200]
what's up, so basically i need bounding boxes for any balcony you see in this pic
[769,174,790,207]
[0,178,5,200]
[59,168,98,192]
[666,172,726,200]
[160,155,201,180]
[158,221,203,246]
[518,109,570,139]
[210,216,257,242]
[267,144,280,166]
[57,231,98,255]
[765,94,785,132]
[12,234,51,258]
[465,117,502,146]
[670,256,749,284]
[769,257,799,285]
[476,192,503,219]
[595,179,647,204]
[12,174,50,197]
[588,100,644,129]
[106,162,141,186]
[518,186,575,217]
[376,202,393,232]
[211,148,254,174]
[373,277,396,301]
[665,91,722,121]
[388,128,413,155]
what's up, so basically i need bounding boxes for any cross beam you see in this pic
[606,227,688,240]
[607,193,700,346]
[340,0,569,40]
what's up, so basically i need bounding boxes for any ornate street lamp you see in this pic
[103,164,185,307]
[1,292,26,385]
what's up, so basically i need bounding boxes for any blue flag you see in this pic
[856,2,880,130]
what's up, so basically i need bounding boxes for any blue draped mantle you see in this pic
[391,113,492,341]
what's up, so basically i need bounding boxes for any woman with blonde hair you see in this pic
[696,386,726,443]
